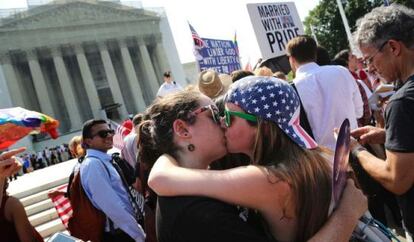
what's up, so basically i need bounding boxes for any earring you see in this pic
[187,144,195,152]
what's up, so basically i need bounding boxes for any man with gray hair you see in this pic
[351,4,414,241]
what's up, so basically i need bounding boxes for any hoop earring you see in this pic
[187,144,195,152]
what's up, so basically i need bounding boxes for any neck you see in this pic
[299,60,313,66]
[296,61,313,71]
[90,148,109,153]
[175,150,209,169]
[400,52,414,83]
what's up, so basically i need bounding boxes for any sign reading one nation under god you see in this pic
[194,38,241,74]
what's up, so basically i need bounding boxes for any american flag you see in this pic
[188,23,205,48]
[50,185,72,228]
[108,119,132,150]
[226,76,318,149]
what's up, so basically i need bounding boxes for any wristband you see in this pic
[351,145,367,157]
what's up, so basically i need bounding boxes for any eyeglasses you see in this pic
[190,105,220,124]
[224,109,257,127]
[92,129,115,139]
[362,41,388,66]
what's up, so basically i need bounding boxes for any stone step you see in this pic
[29,207,59,227]
[8,159,77,199]
[36,218,66,238]
[12,177,68,199]
[25,198,54,217]
[20,184,67,207]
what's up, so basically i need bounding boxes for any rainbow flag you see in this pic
[0,107,59,150]
[233,31,239,55]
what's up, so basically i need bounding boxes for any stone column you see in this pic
[26,49,55,117]
[119,39,146,112]
[138,40,159,97]
[154,42,170,76]
[0,52,25,107]
[51,46,82,129]
[74,44,102,119]
[98,41,129,119]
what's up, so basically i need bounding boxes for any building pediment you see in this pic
[0,0,159,30]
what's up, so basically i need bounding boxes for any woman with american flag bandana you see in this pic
[148,76,367,242]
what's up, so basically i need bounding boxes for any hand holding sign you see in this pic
[333,120,396,241]
[332,119,351,208]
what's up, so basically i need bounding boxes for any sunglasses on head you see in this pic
[224,109,257,127]
[92,129,115,138]
[190,105,221,124]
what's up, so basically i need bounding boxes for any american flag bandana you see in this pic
[226,76,318,149]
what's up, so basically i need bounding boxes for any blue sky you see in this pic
[0,0,320,65]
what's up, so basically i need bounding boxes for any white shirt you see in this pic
[156,81,182,97]
[294,62,363,150]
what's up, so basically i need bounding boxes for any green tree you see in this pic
[392,0,414,9]
[303,0,403,58]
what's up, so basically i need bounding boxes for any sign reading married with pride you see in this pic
[247,2,304,59]
[195,38,241,74]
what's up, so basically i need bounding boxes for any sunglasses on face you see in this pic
[190,105,221,124]
[92,129,115,138]
[224,109,257,127]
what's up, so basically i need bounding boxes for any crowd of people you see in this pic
[8,144,73,182]
[0,3,413,242]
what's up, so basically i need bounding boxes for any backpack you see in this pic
[67,169,106,242]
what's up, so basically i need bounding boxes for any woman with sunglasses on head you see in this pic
[147,76,367,242]
[138,90,271,241]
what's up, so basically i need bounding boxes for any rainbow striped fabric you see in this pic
[0,107,59,150]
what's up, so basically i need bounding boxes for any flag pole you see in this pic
[310,24,319,45]
[188,21,202,73]
[335,0,360,56]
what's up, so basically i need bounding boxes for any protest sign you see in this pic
[247,2,305,59]
[194,38,241,74]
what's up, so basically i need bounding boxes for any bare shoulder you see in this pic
[5,196,24,211]
[241,165,292,199]
[243,166,293,215]
[240,165,290,188]
[4,196,25,220]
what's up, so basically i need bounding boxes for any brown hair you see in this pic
[253,119,332,242]
[230,70,254,82]
[137,90,202,168]
[286,35,317,64]
[273,71,286,80]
